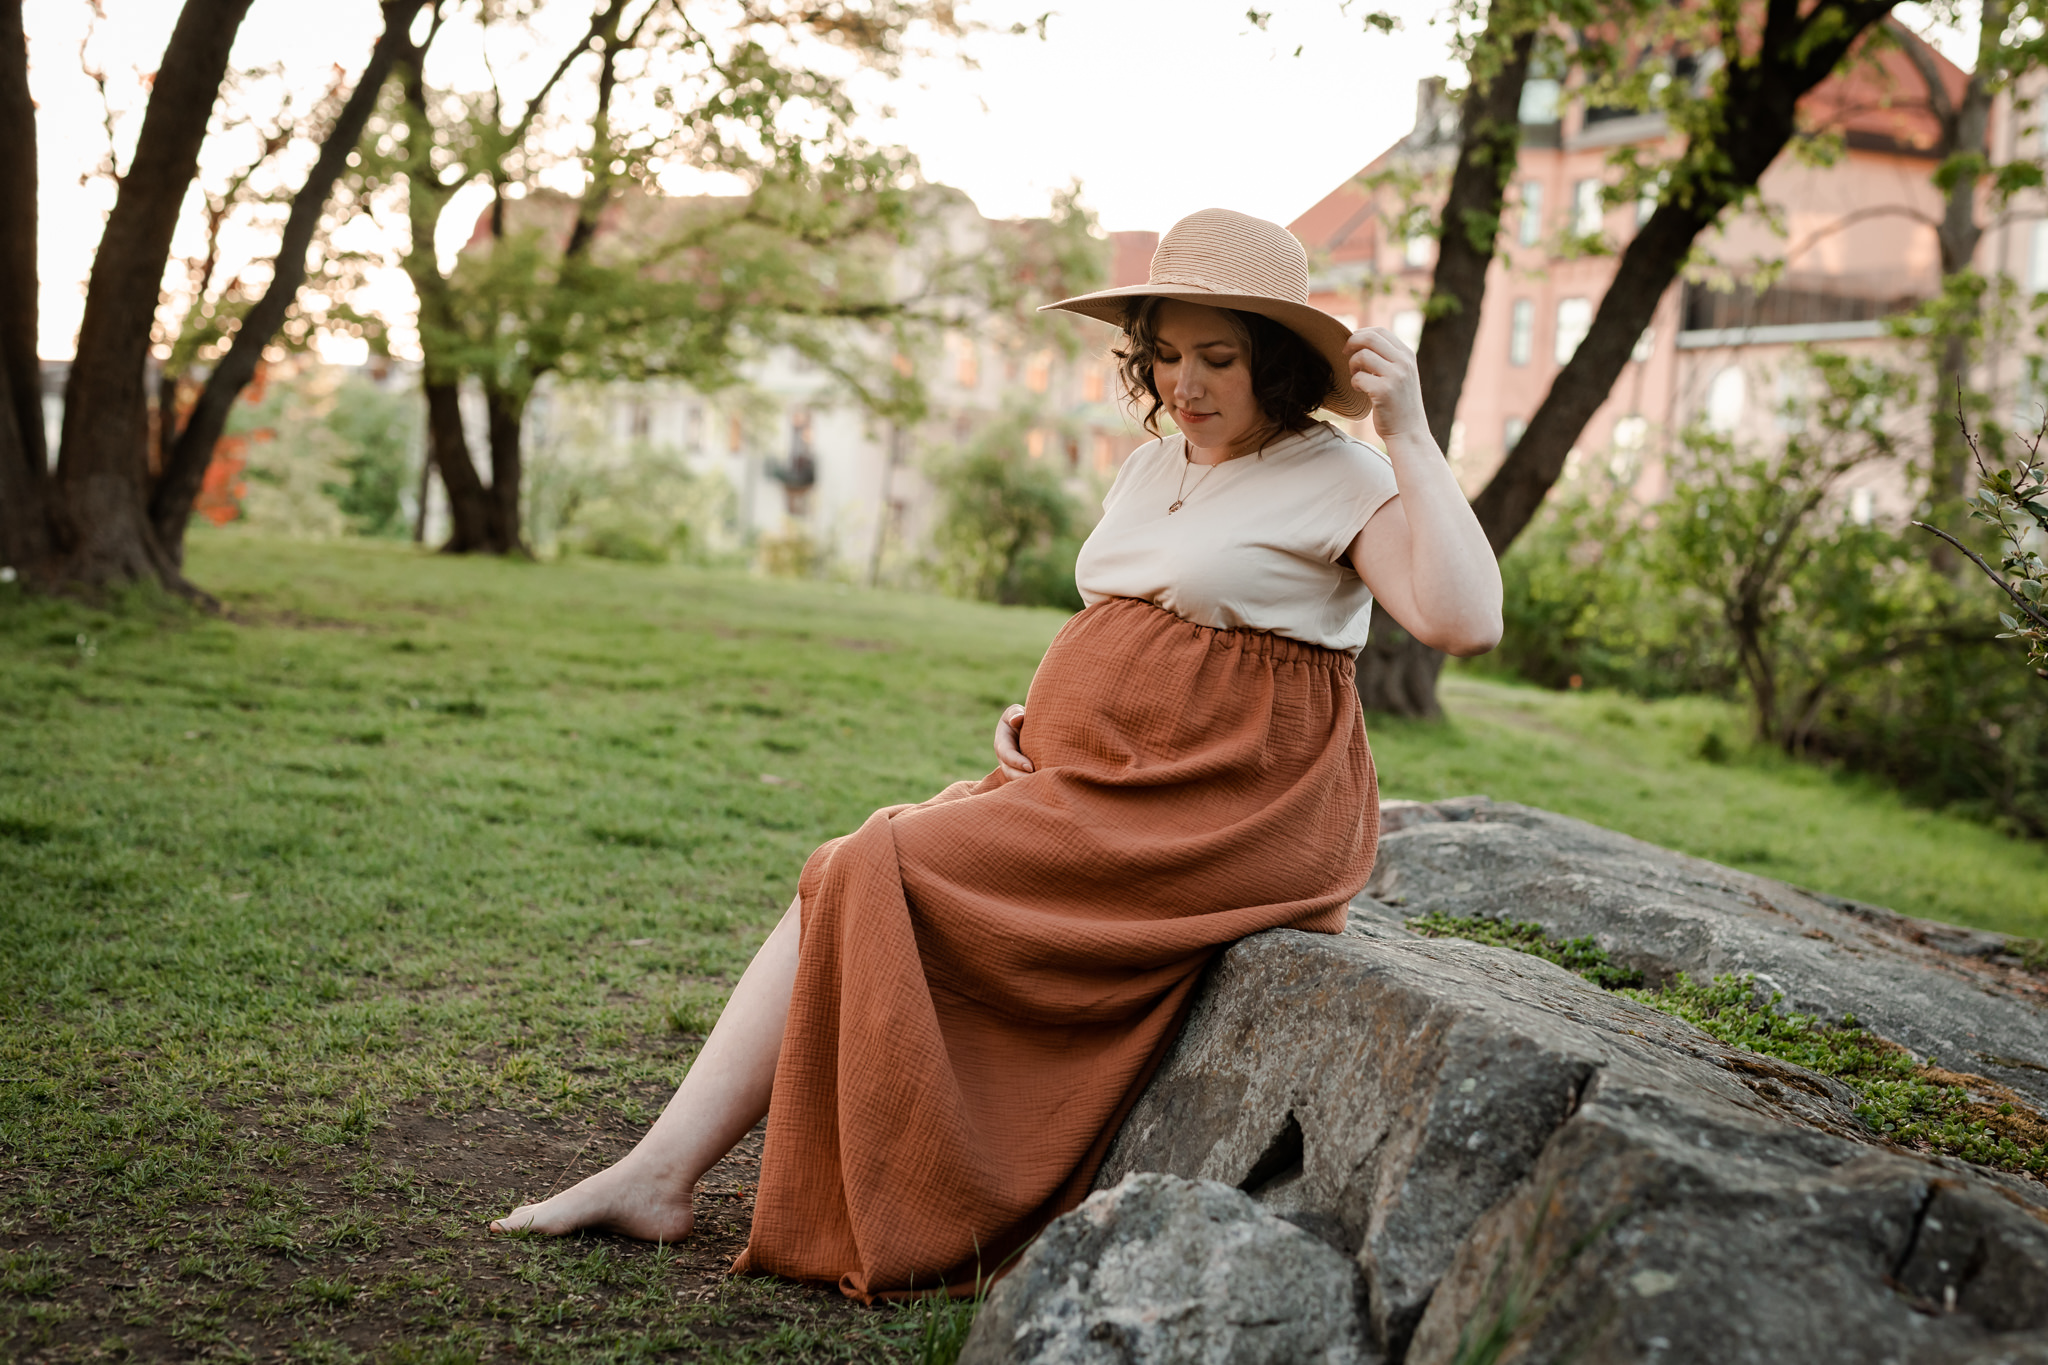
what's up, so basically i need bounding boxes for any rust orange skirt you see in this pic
[731,596,1379,1300]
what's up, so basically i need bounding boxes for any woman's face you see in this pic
[1151,300,1268,459]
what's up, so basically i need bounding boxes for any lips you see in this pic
[1175,408,1217,423]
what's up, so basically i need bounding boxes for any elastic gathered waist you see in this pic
[1082,596,1356,671]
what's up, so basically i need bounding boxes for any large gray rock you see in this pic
[1096,912,2048,1362]
[958,1173,1368,1365]
[1407,1103,2048,1365]
[1366,797,2048,1106]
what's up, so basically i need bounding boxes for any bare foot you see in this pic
[489,1159,695,1241]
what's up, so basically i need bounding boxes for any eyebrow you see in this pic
[1160,337,1239,350]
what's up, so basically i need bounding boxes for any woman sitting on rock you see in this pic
[490,208,1504,1300]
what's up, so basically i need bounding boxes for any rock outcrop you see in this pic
[961,798,2048,1365]
[1366,797,2048,1108]
[958,1174,1368,1365]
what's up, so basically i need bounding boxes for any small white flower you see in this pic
[0,566,15,583]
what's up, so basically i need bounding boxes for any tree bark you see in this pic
[424,381,496,554]
[1357,17,1536,719]
[53,0,255,590]
[0,0,48,573]
[483,383,525,555]
[150,0,426,565]
[1468,0,1902,557]
[1894,8,1999,574]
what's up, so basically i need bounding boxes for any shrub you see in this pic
[927,410,1087,609]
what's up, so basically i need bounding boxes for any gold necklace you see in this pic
[1168,451,1218,514]
[1168,433,1270,513]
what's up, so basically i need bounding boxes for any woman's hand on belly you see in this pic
[994,704,1034,780]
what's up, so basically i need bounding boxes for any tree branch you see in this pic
[1912,520,2048,631]
[149,0,430,560]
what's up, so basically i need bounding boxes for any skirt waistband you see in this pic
[1083,596,1356,671]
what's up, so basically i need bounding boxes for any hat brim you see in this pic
[1040,283,1371,421]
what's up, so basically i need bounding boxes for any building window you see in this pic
[1026,427,1047,459]
[1404,233,1433,269]
[1393,309,1424,351]
[1555,297,1592,364]
[1518,182,1543,246]
[1508,299,1535,366]
[2030,220,2048,294]
[1024,350,1052,394]
[1093,432,1116,472]
[1705,366,1747,432]
[1519,78,1560,124]
[1081,364,1105,403]
[1505,416,1527,451]
[1572,179,1603,237]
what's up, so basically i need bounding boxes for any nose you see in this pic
[1172,359,1203,404]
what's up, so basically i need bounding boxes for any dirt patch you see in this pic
[2,1091,888,1362]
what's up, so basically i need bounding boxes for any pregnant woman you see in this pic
[491,208,1503,1300]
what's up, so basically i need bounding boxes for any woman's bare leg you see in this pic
[489,895,801,1239]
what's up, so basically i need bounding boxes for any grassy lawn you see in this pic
[5,533,2046,1362]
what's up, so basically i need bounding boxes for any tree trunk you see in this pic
[1894,6,2000,573]
[1356,615,1450,718]
[483,383,526,555]
[52,0,254,591]
[0,0,48,574]
[1356,17,1536,718]
[1468,0,1900,558]
[150,0,424,565]
[424,381,496,554]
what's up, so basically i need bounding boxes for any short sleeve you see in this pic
[1325,438,1401,561]
[1101,437,1164,512]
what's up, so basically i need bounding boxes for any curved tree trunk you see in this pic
[53,0,254,592]
[1356,19,1535,718]
[150,0,425,566]
[1468,0,1901,559]
[0,0,48,575]
[425,382,496,554]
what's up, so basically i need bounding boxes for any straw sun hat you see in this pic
[1040,207,1371,421]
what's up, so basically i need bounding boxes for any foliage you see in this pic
[1919,403,2048,671]
[320,374,423,538]
[1482,460,1727,698]
[1481,352,2048,831]
[927,411,1087,610]
[1653,355,1965,751]
[1406,912,1643,987]
[214,369,420,540]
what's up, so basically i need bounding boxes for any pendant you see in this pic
[1167,500,1184,514]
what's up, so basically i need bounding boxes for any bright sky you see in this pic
[24,0,1965,362]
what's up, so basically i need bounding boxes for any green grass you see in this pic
[5,532,2048,1360]
[1373,675,2048,934]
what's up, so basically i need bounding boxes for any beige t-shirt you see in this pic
[1075,421,1401,656]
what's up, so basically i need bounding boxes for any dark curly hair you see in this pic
[1111,296,1333,440]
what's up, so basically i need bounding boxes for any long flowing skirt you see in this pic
[731,596,1378,1300]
